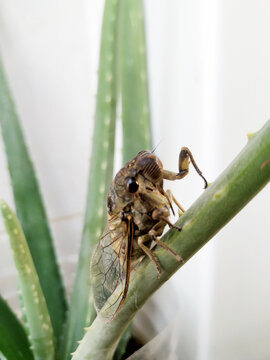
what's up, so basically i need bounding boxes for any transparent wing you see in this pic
[90,217,134,321]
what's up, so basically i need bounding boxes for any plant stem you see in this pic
[71,119,270,359]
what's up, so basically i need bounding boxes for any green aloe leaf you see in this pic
[115,0,152,357]
[0,294,34,360]
[71,120,270,359]
[60,0,120,358]
[0,201,55,360]
[120,0,152,162]
[0,56,67,348]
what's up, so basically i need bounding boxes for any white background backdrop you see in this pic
[0,1,269,359]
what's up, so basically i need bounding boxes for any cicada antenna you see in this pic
[151,139,162,154]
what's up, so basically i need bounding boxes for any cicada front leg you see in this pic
[162,146,208,189]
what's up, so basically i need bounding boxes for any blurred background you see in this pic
[0,1,269,359]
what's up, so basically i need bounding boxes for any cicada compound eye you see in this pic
[125,177,139,193]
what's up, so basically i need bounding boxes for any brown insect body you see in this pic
[91,148,207,320]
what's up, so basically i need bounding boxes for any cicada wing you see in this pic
[90,219,134,321]
[90,228,124,312]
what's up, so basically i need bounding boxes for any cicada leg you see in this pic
[137,235,162,278]
[152,208,181,231]
[165,189,185,214]
[149,223,183,263]
[137,212,183,278]
[162,146,208,189]
[150,210,183,263]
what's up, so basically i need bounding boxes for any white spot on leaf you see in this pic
[105,95,112,103]
[98,208,103,217]
[25,265,31,274]
[105,73,112,82]
[105,116,110,125]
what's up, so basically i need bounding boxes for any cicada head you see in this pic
[107,150,164,215]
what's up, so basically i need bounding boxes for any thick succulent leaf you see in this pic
[120,0,152,162]
[1,200,55,360]
[116,1,153,356]
[0,294,34,360]
[60,0,120,358]
[0,56,67,348]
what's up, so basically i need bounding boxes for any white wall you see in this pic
[0,1,269,359]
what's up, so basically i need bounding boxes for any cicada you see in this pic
[90,147,207,320]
